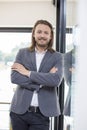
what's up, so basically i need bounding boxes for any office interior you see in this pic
[0,0,87,130]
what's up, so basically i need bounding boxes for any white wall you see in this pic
[74,0,87,130]
[0,1,56,27]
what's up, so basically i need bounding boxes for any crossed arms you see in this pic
[11,63,60,90]
[11,63,58,77]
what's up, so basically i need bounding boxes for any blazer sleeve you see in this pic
[11,49,40,91]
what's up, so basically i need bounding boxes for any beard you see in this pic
[35,37,49,48]
[36,42,48,48]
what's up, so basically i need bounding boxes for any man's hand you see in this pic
[69,67,75,73]
[11,63,30,76]
[50,67,58,73]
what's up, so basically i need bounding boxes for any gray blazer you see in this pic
[10,48,63,117]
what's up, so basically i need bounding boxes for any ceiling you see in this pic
[0,0,51,1]
[0,0,77,2]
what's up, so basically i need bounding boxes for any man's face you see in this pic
[33,24,52,48]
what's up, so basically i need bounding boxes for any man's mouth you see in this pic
[39,38,46,41]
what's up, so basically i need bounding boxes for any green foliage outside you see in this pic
[0,42,29,70]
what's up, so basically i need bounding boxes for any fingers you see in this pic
[50,67,58,73]
[11,63,22,69]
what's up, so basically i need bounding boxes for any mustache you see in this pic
[38,37,47,40]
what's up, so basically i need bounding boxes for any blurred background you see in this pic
[0,0,87,130]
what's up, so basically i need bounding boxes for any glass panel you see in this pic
[0,31,32,130]
[0,104,10,130]
[64,0,78,130]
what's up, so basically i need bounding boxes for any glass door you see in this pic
[0,29,32,130]
[64,0,78,130]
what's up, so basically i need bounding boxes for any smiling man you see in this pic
[10,19,63,130]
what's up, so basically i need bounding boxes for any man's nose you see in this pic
[40,32,45,37]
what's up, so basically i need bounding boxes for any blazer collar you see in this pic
[30,51,37,71]
[38,51,52,72]
[29,50,53,72]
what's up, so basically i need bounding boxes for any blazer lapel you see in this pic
[39,51,52,72]
[30,51,37,71]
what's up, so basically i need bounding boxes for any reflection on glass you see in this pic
[64,47,75,129]
[0,32,31,130]
[64,0,78,128]
[66,32,73,53]
[64,25,78,130]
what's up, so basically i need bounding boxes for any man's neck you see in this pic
[36,45,47,53]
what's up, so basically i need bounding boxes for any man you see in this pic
[10,19,63,130]
[63,48,75,116]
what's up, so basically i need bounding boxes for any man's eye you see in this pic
[45,32,49,35]
[37,30,42,34]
